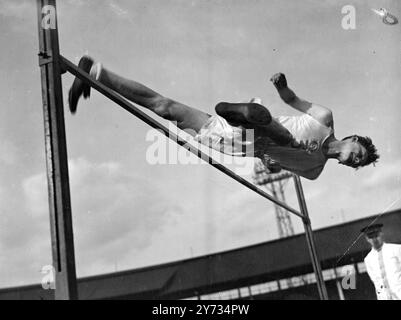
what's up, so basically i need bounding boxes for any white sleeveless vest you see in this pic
[195,113,334,178]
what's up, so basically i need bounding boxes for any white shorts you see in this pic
[194,115,256,157]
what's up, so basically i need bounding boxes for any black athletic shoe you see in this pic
[215,102,272,126]
[68,55,94,114]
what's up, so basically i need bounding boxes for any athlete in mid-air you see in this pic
[68,55,379,180]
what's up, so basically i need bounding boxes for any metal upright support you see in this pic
[293,175,328,300]
[36,0,78,299]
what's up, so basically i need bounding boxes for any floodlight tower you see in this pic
[253,169,295,238]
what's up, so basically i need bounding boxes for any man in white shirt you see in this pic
[362,223,401,300]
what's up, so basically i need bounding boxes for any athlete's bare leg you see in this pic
[98,68,211,134]
[69,56,210,135]
[68,56,295,145]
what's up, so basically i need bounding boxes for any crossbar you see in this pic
[61,56,304,219]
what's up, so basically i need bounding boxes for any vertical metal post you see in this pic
[36,0,78,299]
[334,268,345,300]
[293,175,328,300]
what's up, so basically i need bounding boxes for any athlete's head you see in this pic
[338,135,379,168]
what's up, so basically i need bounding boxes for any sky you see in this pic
[0,0,400,288]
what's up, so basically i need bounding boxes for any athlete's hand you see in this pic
[270,73,288,90]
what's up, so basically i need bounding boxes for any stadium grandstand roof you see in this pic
[1,209,400,300]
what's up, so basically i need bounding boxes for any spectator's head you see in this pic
[361,224,384,250]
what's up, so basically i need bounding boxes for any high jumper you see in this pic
[69,55,379,180]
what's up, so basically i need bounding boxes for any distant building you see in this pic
[1,209,400,300]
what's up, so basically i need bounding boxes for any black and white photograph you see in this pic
[0,0,400,305]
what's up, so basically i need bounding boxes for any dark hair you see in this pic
[342,135,379,168]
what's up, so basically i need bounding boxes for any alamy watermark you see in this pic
[41,265,56,290]
[341,5,356,30]
[145,122,257,175]
[340,265,356,290]
[41,5,57,30]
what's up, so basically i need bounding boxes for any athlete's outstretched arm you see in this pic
[270,73,333,128]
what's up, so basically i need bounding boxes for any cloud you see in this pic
[0,0,35,19]
[219,189,278,241]
[0,157,184,286]
[22,173,48,218]
[108,1,128,17]
[362,159,401,190]
[123,186,275,269]
[2,153,275,286]
[0,140,18,166]
[0,170,52,287]
[63,158,182,276]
